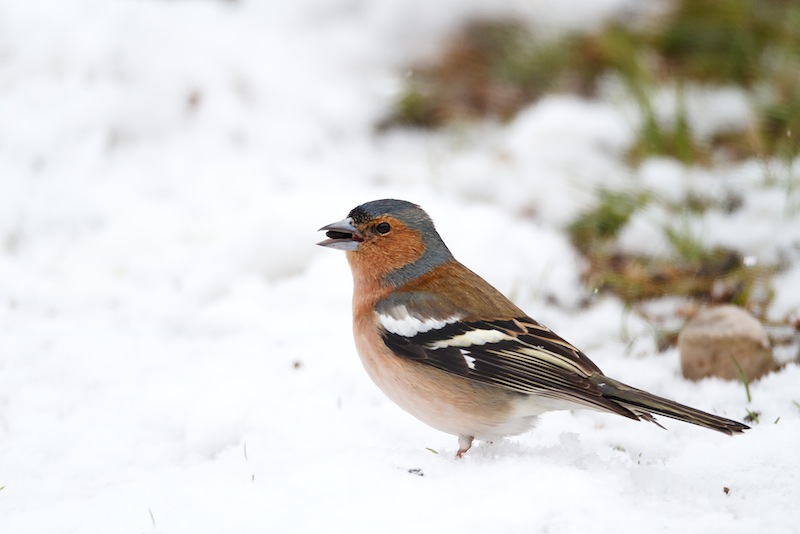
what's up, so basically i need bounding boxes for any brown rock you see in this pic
[678,305,776,382]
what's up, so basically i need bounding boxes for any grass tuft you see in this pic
[731,356,753,403]
[568,190,776,316]
[567,189,649,256]
[382,1,800,164]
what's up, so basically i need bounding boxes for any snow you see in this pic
[646,84,754,141]
[1,0,799,533]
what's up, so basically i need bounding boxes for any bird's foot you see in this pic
[456,435,474,458]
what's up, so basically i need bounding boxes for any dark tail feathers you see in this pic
[591,375,749,435]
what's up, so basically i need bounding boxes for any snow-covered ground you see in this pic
[2,1,799,532]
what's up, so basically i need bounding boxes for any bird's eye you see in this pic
[376,222,391,234]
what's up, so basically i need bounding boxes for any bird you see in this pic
[317,199,749,457]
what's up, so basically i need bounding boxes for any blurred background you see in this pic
[1,0,799,532]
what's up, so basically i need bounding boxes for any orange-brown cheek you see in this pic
[374,232,424,270]
[349,230,425,279]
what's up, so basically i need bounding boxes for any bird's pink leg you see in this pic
[456,435,474,458]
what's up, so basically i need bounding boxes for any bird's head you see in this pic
[317,199,453,286]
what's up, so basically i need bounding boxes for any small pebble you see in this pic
[678,305,776,382]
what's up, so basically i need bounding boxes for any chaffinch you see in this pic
[318,199,748,457]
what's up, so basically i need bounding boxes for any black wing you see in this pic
[381,316,641,419]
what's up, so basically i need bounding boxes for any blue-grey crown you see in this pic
[348,199,420,224]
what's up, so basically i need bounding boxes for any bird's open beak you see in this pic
[317,217,364,251]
